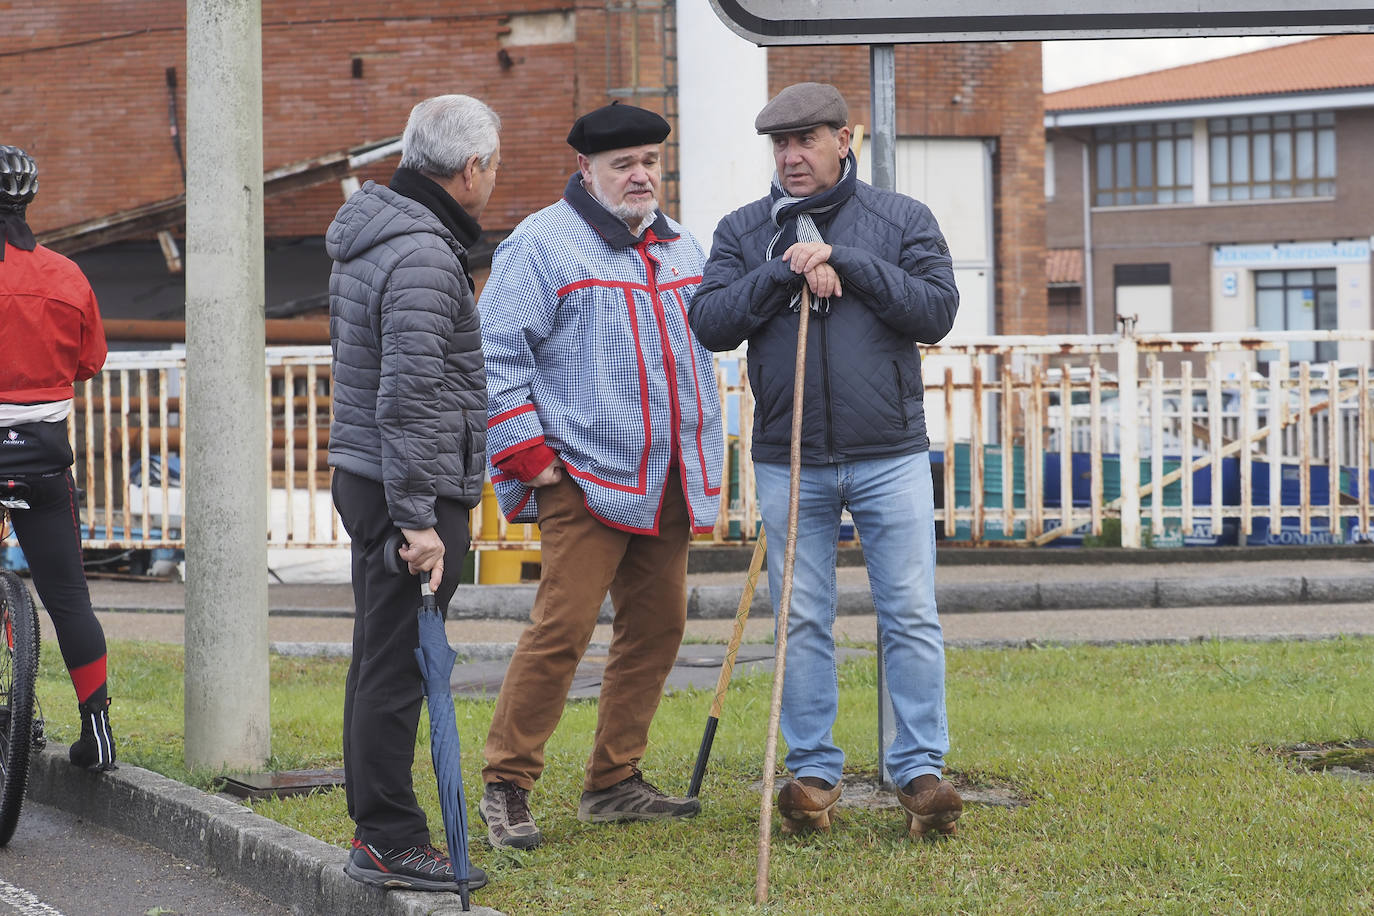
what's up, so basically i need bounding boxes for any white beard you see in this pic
[587,173,658,234]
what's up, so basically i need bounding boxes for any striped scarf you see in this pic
[765,150,857,315]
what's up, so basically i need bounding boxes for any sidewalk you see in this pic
[24,546,1374,916]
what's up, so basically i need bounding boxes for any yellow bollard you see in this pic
[474,480,542,584]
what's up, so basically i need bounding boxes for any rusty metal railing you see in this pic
[918,328,1373,548]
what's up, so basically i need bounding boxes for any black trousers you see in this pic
[7,469,108,704]
[331,469,470,848]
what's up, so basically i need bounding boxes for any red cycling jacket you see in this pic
[0,243,107,404]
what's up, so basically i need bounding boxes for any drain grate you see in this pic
[1277,739,1374,782]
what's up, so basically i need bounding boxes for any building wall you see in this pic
[1047,109,1374,338]
[675,5,771,251]
[768,42,1047,336]
[12,1,672,239]
[13,4,1047,341]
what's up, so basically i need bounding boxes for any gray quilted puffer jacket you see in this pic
[690,181,958,465]
[326,181,487,526]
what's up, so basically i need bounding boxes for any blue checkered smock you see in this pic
[480,176,725,534]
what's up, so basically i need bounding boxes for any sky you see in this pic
[1041,35,1317,92]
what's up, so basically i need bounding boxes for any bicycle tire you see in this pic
[0,570,40,847]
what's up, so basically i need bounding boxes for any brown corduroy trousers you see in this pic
[481,468,690,793]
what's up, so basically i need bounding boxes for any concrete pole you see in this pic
[1117,320,1142,549]
[870,43,899,787]
[183,0,270,768]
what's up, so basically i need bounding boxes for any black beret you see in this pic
[567,101,671,155]
[755,82,849,135]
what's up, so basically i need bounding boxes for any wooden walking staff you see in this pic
[755,285,811,905]
[754,124,862,905]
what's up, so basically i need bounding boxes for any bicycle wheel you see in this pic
[0,570,40,846]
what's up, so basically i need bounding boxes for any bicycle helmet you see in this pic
[0,146,38,209]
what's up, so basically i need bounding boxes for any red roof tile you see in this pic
[1045,35,1374,112]
[1047,248,1083,285]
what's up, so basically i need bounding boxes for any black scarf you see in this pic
[0,207,35,263]
[562,172,677,249]
[389,167,482,290]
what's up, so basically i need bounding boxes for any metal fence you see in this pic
[13,327,1369,560]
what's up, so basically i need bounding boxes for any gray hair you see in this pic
[399,95,502,179]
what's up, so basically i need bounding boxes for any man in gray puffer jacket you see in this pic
[690,83,965,842]
[327,94,498,893]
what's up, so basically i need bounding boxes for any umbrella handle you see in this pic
[383,531,407,576]
[383,530,438,606]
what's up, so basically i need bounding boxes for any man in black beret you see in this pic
[563,101,672,236]
[475,101,724,851]
[691,83,965,841]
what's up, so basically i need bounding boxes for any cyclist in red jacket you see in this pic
[0,145,116,771]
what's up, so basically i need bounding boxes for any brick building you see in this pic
[9,2,1044,335]
[1045,35,1374,368]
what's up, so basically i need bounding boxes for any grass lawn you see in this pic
[37,635,1374,915]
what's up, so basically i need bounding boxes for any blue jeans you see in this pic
[754,451,949,789]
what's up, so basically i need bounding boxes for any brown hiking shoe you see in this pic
[777,776,843,834]
[896,775,963,839]
[480,780,544,849]
[577,770,700,823]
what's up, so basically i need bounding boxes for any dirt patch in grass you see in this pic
[1275,739,1374,782]
[752,770,1032,809]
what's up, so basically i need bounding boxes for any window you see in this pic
[1092,121,1194,206]
[1255,269,1338,363]
[1209,112,1336,201]
[1048,287,1083,334]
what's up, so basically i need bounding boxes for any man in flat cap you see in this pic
[691,82,964,839]
[477,101,724,850]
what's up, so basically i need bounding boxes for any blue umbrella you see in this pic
[386,534,473,909]
[413,580,473,910]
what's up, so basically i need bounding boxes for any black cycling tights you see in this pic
[7,470,109,706]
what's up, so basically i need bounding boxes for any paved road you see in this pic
[0,800,290,916]
[57,599,1374,656]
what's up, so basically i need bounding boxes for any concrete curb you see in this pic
[443,574,1374,621]
[27,748,505,916]
[944,631,1365,650]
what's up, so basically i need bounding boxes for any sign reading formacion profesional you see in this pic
[1212,240,1372,268]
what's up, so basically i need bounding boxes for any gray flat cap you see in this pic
[754,82,849,135]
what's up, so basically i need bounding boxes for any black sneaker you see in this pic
[68,697,117,771]
[344,839,489,892]
[479,779,543,849]
[577,770,700,823]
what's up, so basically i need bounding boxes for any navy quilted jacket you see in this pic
[690,181,959,465]
[326,181,487,525]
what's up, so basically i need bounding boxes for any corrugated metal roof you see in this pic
[1047,248,1083,286]
[1045,35,1374,113]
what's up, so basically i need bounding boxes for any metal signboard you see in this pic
[708,0,1374,44]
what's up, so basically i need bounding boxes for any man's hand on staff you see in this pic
[400,526,445,591]
[783,242,843,299]
[528,457,564,488]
